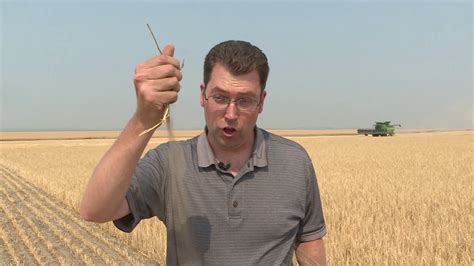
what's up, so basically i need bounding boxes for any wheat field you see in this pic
[0,130,472,264]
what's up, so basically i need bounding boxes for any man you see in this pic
[81,40,327,265]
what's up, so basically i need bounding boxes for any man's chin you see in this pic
[217,134,242,149]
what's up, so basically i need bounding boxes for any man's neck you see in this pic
[210,134,255,176]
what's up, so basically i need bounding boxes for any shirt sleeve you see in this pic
[297,155,327,242]
[113,146,167,233]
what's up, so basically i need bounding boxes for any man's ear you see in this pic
[258,90,267,114]
[200,83,205,107]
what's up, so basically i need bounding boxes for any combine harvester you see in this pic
[357,121,401,137]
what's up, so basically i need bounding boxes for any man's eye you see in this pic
[237,98,250,105]
[237,98,252,105]
[213,95,228,103]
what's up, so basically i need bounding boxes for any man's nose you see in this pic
[224,102,238,121]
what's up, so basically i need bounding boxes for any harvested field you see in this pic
[0,130,472,264]
[0,165,155,264]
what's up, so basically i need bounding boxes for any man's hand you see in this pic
[133,43,183,128]
[80,44,182,223]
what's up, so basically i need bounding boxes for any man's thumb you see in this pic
[162,43,175,57]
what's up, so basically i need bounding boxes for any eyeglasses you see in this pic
[204,93,261,112]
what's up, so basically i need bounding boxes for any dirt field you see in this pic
[0,165,155,264]
[0,130,472,264]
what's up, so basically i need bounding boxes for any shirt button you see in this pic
[233,201,239,208]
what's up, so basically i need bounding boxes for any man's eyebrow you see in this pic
[208,86,228,94]
[208,86,259,97]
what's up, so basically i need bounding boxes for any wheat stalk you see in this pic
[139,24,182,138]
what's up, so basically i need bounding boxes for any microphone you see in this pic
[218,161,231,171]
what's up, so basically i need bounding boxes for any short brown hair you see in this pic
[203,40,270,90]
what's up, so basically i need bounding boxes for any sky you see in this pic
[1,0,472,131]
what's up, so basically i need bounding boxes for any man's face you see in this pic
[200,63,266,152]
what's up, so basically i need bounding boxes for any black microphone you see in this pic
[218,161,231,171]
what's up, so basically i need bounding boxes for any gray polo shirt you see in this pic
[114,127,326,265]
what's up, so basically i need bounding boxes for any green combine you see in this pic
[357,121,401,136]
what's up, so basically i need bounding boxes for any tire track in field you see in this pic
[0,165,157,265]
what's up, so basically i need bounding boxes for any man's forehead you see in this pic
[209,63,260,83]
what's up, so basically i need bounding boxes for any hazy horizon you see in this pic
[1,1,472,131]
[1,127,472,133]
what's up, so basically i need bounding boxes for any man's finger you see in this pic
[144,77,181,93]
[162,43,175,57]
[140,55,181,70]
[136,65,182,81]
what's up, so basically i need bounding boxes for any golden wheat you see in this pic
[0,130,471,264]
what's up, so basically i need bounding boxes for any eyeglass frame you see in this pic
[202,88,264,112]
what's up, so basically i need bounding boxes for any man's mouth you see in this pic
[222,127,236,137]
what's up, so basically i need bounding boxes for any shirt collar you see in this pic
[197,126,268,168]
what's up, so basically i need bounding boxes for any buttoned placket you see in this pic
[215,160,255,220]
